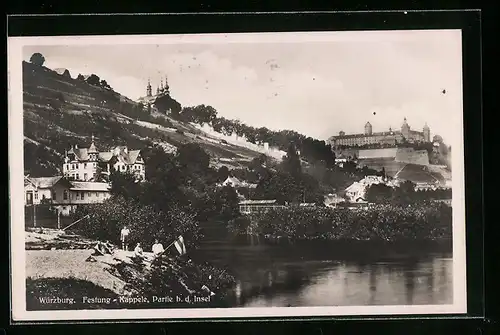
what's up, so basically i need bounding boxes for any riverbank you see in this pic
[228,203,452,243]
[25,230,235,310]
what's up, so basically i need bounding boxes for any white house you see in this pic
[218,176,257,189]
[63,137,146,182]
[24,176,112,216]
[344,175,395,203]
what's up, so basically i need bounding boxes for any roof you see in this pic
[239,200,277,205]
[88,142,98,153]
[67,144,143,164]
[333,131,402,139]
[98,152,113,162]
[26,176,66,188]
[395,164,445,185]
[69,181,111,192]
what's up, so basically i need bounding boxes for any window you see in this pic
[52,191,57,200]
[76,192,79,200]
[63,190,68,200]
[76,174,80,180]
[87,192,91,198]
[34,192,38,200]
[84,163,87,168]
[84,173,88,180]
[81,192,85,200]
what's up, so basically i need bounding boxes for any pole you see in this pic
[33,203,36,228]
[62,213,91,231]
[57,211,61,229]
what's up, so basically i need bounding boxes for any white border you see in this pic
[8,31,467,322]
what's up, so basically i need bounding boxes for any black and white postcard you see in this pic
[8,30,467,321]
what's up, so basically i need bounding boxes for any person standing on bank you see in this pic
[152,239,164,257]
[120,225,130,251]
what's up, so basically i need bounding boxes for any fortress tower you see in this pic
[364,122,373,135]
[423,123,431,142]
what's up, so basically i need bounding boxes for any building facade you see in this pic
[24,176,112,216]
[62,136,145,182]
[329,118,431,147]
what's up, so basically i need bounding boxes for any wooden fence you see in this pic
[24,205,74,229]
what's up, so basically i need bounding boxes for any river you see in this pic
[190,222,453,307]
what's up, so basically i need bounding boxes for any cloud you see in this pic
[22,30,462,145]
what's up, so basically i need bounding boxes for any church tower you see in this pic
[423,122,430,142]
[146,78,152,97]
[364,121,373,135]
[164,75,170,95]
[159,78,164,93]
[401,117,410,139]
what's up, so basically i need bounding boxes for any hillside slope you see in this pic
[22,61,271,177]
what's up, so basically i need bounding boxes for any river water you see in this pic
[191,223,453,307]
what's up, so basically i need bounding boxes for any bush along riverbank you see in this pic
[228,202,452,244]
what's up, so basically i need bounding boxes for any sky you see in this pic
[22,30,463,144]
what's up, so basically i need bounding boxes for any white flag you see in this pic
[173,235,187,255]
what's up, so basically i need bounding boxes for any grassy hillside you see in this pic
[22,61,266,177]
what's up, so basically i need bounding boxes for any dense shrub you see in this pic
[230,203,452,242]
[71,196,202,249]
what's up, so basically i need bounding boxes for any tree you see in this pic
[366,184,393,203]
[392,180,416,204]
[217,166,230,182]
[29,53,45,66]
[176,143,210,173]
[77,74,85,81]
[100,79,111,89]
[72,196,201,249]
[215,186,240,221]
[86,74,101,86]
[109,170,141,200]
[281,143,302,178]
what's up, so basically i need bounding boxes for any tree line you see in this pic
[154,103,336,169]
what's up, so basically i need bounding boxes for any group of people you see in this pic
[120,226,167,261]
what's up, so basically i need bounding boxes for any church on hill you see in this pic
[137,75,170,105]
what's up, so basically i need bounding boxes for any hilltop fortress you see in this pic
[329,118,431,148]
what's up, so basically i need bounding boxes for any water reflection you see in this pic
[192,225,453,307]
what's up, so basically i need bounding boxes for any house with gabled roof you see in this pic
[24,175,112,216]
[63,136,146,182]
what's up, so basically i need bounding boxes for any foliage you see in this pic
[85,74,101,86]
[72,195,201,249]
[29,53,45,66]
[23,141,60,176]
[365,181,451,205]
[230,203,452,242]
[281,143,302,178]
[217,166,230,182]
